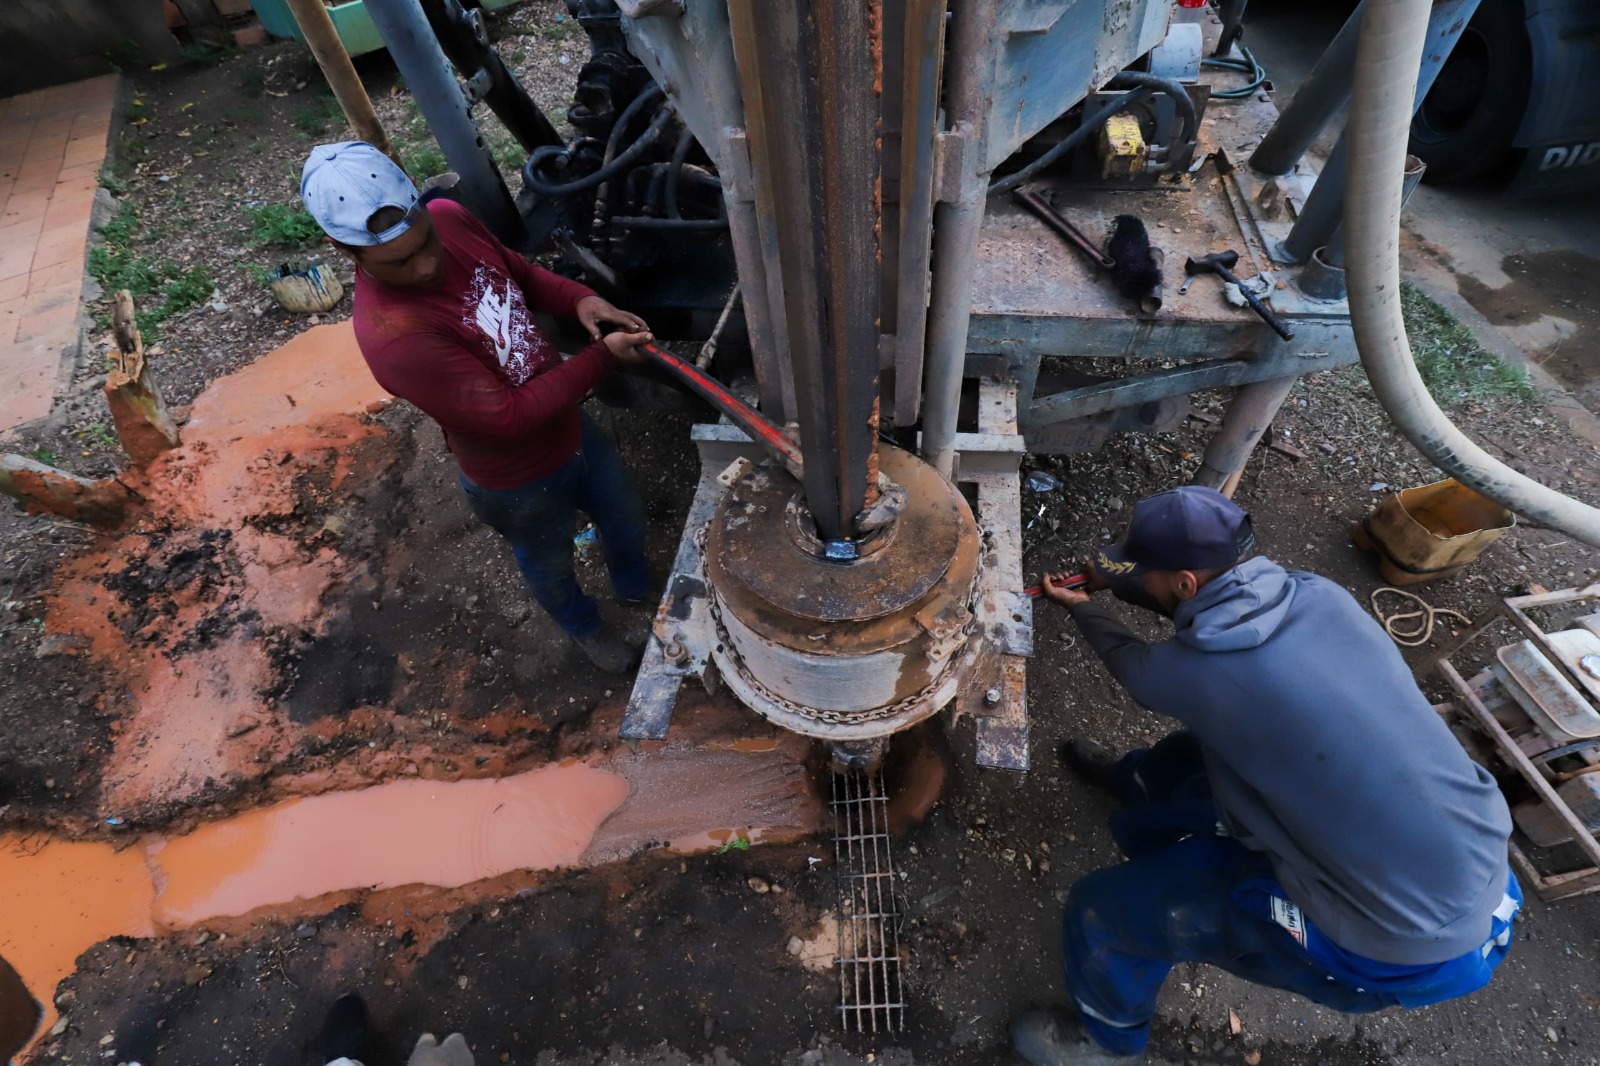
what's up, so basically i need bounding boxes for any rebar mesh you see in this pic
[831,769,906,1033]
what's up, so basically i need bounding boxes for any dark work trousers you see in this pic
[1063,731,1401,1056]
[458,415,650,639]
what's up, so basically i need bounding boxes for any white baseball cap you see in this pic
[300,141,420,247]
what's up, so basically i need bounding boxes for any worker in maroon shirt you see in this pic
[301,141,654,673]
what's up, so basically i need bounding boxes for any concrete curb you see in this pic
[1404,274,1600,450]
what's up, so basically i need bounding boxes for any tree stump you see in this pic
[104,289,181,466]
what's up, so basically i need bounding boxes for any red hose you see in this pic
[639,343,804,474]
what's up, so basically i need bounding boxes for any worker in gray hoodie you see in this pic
[1011,486,1519,1066]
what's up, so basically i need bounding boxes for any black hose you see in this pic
[988,87,1153,195]
[1108,70,1199,148]
[610,215,729,230]
[664,127,694,219]
[522,104,676,197]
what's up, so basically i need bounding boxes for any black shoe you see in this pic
[1010,1009,1145,1065]
[318,992,372,1064]
[1057,737,1120,791]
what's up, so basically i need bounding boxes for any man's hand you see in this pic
[603,328,655,365]
[577,294,648,341]
[1083,558,1112,592]
[1040,570,1092,608]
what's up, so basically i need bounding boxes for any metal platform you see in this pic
[964,44,1361,444]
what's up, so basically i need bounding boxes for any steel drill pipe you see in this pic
[728,0,881,541]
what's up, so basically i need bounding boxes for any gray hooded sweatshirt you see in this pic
[1068,556,1511,966]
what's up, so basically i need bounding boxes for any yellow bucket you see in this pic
[1352,478,1515,586]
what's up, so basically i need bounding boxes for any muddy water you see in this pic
[150,762,630,927]
[0,838,157,1042]
[1457,249,1600,402]
[0,737,823,1049]
[0,763,628,1040]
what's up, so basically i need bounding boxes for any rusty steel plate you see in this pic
[707,443,973,623]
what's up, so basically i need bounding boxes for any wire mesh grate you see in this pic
[832,769,906,1033]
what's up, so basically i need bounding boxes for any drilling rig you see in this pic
[353,0,1547,775]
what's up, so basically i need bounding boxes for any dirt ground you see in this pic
[5,6,1600,1066]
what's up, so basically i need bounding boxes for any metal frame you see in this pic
[1426,582,1600,901]
[621,405,1032,771]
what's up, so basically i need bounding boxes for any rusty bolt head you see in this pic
[664,640,689,665]
[983,687,1002,707]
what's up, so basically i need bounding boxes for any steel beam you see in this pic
[1280,0,1479,262]
[365,0,527,246]
[728,0,880,541]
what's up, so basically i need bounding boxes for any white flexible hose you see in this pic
[1343,0,1600,546]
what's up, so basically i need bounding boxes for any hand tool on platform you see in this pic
[1180,250,1295,340]
[1014,189,1117,271]
[1024,570,1090,598]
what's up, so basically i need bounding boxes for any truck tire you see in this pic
[1408,0,1533,184]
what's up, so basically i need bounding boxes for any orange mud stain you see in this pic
[149,761,630,928]
[45,323,391,816]
[0,838,157,1041]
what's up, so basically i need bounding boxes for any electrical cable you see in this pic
[1203,44,1267,100]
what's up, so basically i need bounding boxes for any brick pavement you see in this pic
[0,75,119,433]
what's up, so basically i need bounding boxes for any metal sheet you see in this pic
[975,655,1030,771]
[620,465,726,741]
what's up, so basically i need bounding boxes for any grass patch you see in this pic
[179,41,240,66]
[97,168,126,195]
[399,140,448,183]
[87,205,216,337]
[246,203,325,248]
[1401,283,1539,404]
[240,67,267,98]
[28,448,56,466]
[293,92,346,135]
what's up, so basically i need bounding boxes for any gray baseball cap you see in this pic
[300,141,420,247]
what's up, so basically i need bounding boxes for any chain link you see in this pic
[705,525,988,727]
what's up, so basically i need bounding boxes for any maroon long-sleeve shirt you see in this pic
[350,199,614,489]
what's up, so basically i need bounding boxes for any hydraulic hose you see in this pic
[1107,71,1198,148]
[522,86,672,198]
[1344,0,1600,545]
[988,87,1153,195]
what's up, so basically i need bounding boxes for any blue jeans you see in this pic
[458,416,650,639]
[1064,732,1403,1056]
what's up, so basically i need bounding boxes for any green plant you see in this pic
[715,837,751,855]
[246,203,325,248]
[78,423,119,449]
[243,262,277,287]
[506,49,527,63]
[293,93,345,134]
[104,39,144,71]
[163,265,215,314]
[487,128,524,173]
[400,141,448,182]
[179,41,239,66]
[97,168,126,195]
[28,448,56,466]
[1400,283,1539,404]
[240,67,267,98]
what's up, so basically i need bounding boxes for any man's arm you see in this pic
[1067,601,1158,693]
[373,330,617,440]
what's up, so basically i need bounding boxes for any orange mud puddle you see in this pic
[0,730,824,1050]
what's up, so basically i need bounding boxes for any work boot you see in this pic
[318,992,372,1066]
[408,1032,475,1066]
[1058,737,1120,792]
[573,626,640,673]
[1011,1009,1145,1066]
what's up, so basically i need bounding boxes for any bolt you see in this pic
[664,639,689,665]
[983,688,1002,707]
